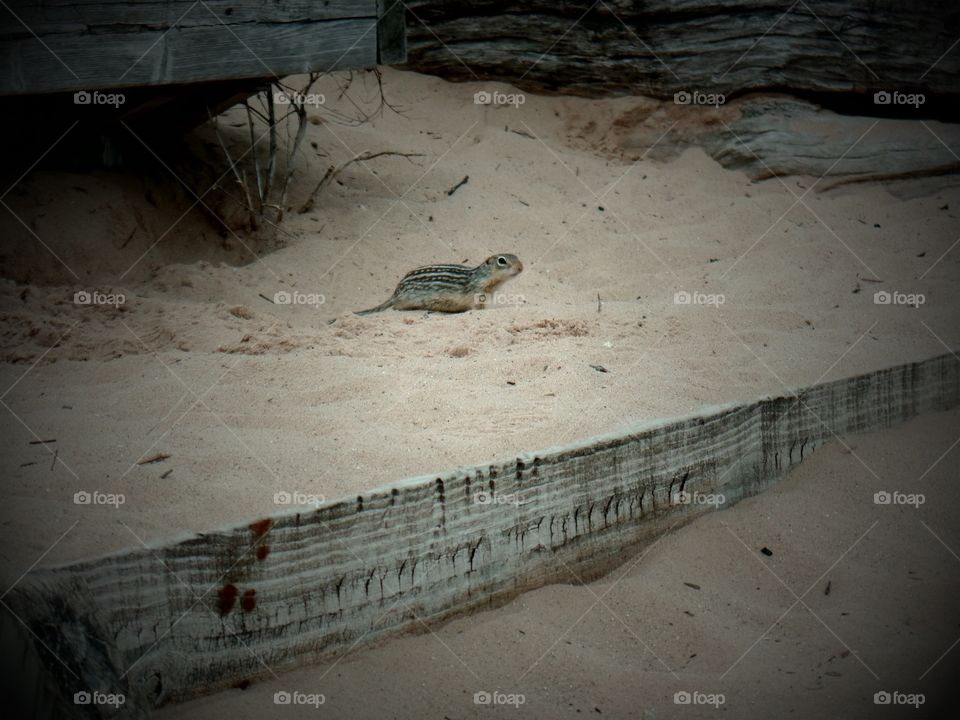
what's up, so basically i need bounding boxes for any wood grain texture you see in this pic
[6,353,959,717]
[0,19,378,95]
[400,0,960,99]
[0,0,408,95]
[700,98,960,182]
[615,96,960,183]
[2,0,377,32]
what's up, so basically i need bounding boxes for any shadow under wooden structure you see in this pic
[0,0,406,163]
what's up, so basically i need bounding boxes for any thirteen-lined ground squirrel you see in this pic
[355,254,523,315]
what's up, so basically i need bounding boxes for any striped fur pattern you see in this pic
[356,254,523,315]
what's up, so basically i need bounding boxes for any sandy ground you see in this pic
[0,68,958,573]
[154,409,960,720]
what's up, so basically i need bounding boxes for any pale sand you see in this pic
[155,409,960,719]
[0,68,958,574]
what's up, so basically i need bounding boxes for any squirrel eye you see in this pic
[497,256,507,266]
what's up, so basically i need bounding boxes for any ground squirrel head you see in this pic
[475,254,523,295]
[482,254,523,276]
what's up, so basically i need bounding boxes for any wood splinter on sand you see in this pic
[137,452,170,465]
[446,175,469,196]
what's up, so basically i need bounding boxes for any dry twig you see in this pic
[299,151,423,213]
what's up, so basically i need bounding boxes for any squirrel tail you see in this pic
[354,298,395,316]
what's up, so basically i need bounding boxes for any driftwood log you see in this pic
[694,97,960,184]
[402,2,960,181]
[402,0,960,108]
[4,352,958,718]
[572,95,960,183]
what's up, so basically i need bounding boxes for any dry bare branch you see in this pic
[298,151,424,214]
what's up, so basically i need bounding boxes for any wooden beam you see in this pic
[0,0,408,96]
[6,353,959,715]
[0,19,379,95]
[3,0,377,31]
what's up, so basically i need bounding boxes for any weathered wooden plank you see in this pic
[0,18,379,95]
[1,0,377,34]
[6,352,959,717]
[401,0,960,101]
[609,96,960,184]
